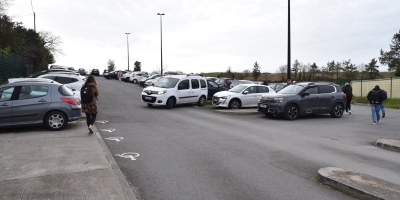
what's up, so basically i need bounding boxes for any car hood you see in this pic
[213,91,239,97]
[260,93,296,99]
[143,86,168,92]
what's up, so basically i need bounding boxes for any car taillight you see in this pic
[61,98,77,106]
[343,94,346,99]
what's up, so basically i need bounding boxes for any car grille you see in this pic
[142,95,156,103]
[143,90,158,95]
[212,96,219,104]
[258,98,276,104]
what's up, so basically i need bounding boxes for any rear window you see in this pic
[58,85,74,96]
[226,79,233,83]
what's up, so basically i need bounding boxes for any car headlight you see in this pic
[221,96,229,99]
[143,88,146,92]
[274,97,284,103]
[158,90,167,95]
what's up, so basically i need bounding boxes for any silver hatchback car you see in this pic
[0,81,82,131]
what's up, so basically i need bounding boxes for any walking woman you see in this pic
[81,75,99,134]
[342,82,353,114]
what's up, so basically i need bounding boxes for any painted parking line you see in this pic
[104,137,124,142]
[99,128,116,132]
[115,152,140,160]
[96,120,109,123]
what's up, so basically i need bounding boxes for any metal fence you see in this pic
[350,77,400,98]
[0,53,26,84]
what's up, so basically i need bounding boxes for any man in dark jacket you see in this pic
[342,82,353,114]
[367,85,382,124]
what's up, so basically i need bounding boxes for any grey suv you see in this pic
[257,82,346,120]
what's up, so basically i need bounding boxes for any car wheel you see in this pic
[229,99,241,109]
[45,111,67,131]
[330,103,344,118]
[147,103,153,107]
[285,104,299,120]
[133,79,137,83]
[197,96,206,106]
[166,97,174,109]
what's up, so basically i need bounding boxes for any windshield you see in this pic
[154,77,179,88]
[229,85,247,93]
[277,85,304,94]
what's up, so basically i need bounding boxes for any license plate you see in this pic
[145,96,152,100]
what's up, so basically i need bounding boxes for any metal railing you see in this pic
[0,53,26,84]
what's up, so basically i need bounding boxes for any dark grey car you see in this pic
[0,81,81,130]
[257,82,346,120]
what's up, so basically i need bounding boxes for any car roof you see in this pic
[3,80,62,87]
[8,78,55,83]
[238,84,269,87]
[294,82,337,86]
[164,74,205,78]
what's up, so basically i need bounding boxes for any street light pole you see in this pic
[157,13,165,75]
[287,0,291,81]
[125,33,130,71]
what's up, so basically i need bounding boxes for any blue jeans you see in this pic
[370,104,381,123]
[380,102,385,114]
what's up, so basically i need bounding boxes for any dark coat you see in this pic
[342,85,353,98]
[81,82,99,114]
[367,86,382,104]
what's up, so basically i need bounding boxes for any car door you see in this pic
[11,85,52,124]
[0,86,16,125]
[299,86,320,115]
[253,86,270,107]
[189,79,200,103]
[241,86,258,107]
[318,85,336,112]
[176,79,190,103]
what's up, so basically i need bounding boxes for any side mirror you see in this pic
[302,92,310,96]
[243,91,249,94]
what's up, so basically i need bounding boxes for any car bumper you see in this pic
[257,103,283,115]
[141,94,168,105]
[212,96,229,107]
[68,107,82,122]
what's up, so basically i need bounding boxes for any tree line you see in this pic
[206,30,400,82]
[0,0,61,75]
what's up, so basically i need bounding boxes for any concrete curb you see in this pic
[375,139,400,152]
[318,167,400,200]
[93,125,138,200]
[214,109,262,115]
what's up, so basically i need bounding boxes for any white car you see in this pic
[144,76,163,87]
[38,73,86,92]
[212,84,275,109]
[139,74,162,86]
[141,75,208,109]
[126,71,148,83]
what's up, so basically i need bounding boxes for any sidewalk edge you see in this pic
[94,125,138,200]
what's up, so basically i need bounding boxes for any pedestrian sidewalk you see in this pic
[0,118,136,200]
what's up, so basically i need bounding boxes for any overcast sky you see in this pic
[7,0,400,74]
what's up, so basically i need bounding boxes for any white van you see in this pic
[141,74,208,108]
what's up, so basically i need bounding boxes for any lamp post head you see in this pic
[125,33,130,35]
[157,13,165,15]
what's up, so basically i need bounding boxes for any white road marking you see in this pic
[99,128,116,132]
[96,120,109,123]
[115,152,140,160]
[104,137,124,142]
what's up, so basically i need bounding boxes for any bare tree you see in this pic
[277,65,287,81]
[39,31,63,57]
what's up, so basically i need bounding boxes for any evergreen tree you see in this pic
[107,59,116,71]
[252,61,261,81]
[342,59,357,78]
[134,61,141,71]
[365,58,379,79]
[379,30,400,72]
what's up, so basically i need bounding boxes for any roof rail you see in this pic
[186,74,204,77]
